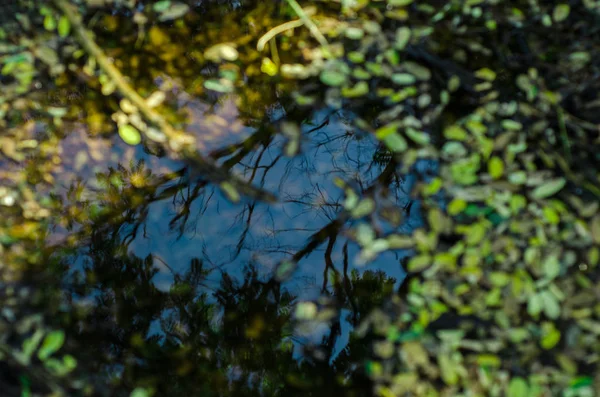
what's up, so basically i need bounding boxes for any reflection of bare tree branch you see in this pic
[342,241,358,325]
[285,158,397,265]
[321,234,339,293]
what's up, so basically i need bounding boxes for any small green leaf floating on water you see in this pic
[22,329,45,363]
[508,377,529,397]
[320,70,347,87]
[44,14,56,31]
[119,124,142,146]
[394,27,411,50]
[553,4,570,22]
[37,330,65,361]
[488,156,504,179]
[58,16,70,37]
[130,387,152,397]
[220,182,240,203]
[531,178,566,199]
[153,0,171,12]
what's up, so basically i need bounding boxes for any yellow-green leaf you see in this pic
[407,254,431,272]
[508,377,529,397]
[541,324,561,349]
[58,15,70,37]
[488,156,504,179]
[44,14,56,31]
[220,182,240,203]
[447,198,467,215]
[118,124,142,146]
[475,68,496,82]
[261,58,278,76]
[38,330,65,361]
[444,125,468,141]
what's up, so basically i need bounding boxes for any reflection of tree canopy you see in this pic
[23,101,409,395]
[27,220,394,396]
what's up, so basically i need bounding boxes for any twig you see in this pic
[284,0,329,52]
[257,19,305,52]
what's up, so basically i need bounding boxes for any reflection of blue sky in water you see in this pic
[129,109,421,299]
[117,108,431,360]
[51,102,435,363]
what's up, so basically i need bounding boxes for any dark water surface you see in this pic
[0,2,438,395]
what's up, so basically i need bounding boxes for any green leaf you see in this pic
[21,330,45,364]
[438,353,459,385]
[220,182,240,203]
[542,207,560,224]
[444,125,468,141]
[118,125,142,146]
[320,70,347,87]
[391,73,416,85]
[37,330,65,361]
[540,324,561,349]
[394,27,411,50]
[553,4,570,22]
[275,260,296,281]
[447,199,467,215]
[58,16,70,37]
[153,0,171,12]
[376,122,407,152]
[341,81,369,98]
[388,0,414,6]
[204,79,234,93]
[407,255,431,272]
[475,68,496,82]
[542,255,561,280]
[260,57,278,76]
[345,27,364,40]
[351,198,375,218]
[531,178,566,199]
[381,132,407,153]
[158,3,189,22]
[502,119,523,131]
[405,127,430,145]
[402,61,431,80]
[130,388,151,397]
[508,377,529,397]
[527,293,542,317]
[488,156,504,179]
[295,302,317,320]
[541,290,560,319]
[570,377,593,390]
[43,14,56,31]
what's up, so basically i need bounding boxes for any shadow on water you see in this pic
[1,2,439,395]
